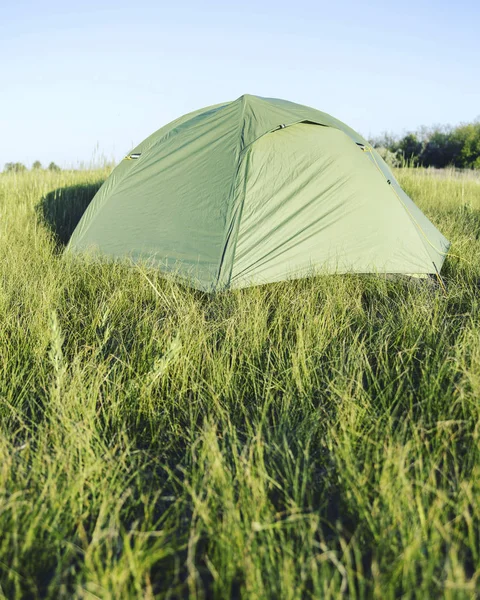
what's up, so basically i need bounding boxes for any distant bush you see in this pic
[3,161,63,173]
[370,120,480,169]
[374,146,402,168]
[4,162,27,173]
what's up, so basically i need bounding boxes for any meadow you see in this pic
[0,166,479,599]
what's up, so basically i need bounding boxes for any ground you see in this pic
[0,167,479,599]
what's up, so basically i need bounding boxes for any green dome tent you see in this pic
[68,94,450,291]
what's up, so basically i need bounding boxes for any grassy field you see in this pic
[0,167,479,599]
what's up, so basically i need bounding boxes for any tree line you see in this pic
[370,120,480,169]
[3,161,61,173]
[5,120,480,173]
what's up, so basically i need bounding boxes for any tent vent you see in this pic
[125,153,141,160]
[278,124,286,129]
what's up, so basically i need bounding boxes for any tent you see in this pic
[67,94,450,291]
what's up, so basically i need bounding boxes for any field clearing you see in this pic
[1,167,479,599]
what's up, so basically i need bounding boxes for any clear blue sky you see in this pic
[1,0,479,168]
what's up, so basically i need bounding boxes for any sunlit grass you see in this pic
[0,167,479,598]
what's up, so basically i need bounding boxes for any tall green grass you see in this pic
[0,168,479,599]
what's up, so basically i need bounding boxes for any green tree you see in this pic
[4,162,27,173]
[32,160,42,170]
[48,162,61,172]
[372,121,480,170]
[398,133,422,165]
[456,123,480,169]
[420,129,462,168]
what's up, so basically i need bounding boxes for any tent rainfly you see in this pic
[67,94,450,291]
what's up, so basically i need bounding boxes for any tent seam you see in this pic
[223,148,252,289]
[215,96,248,289]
